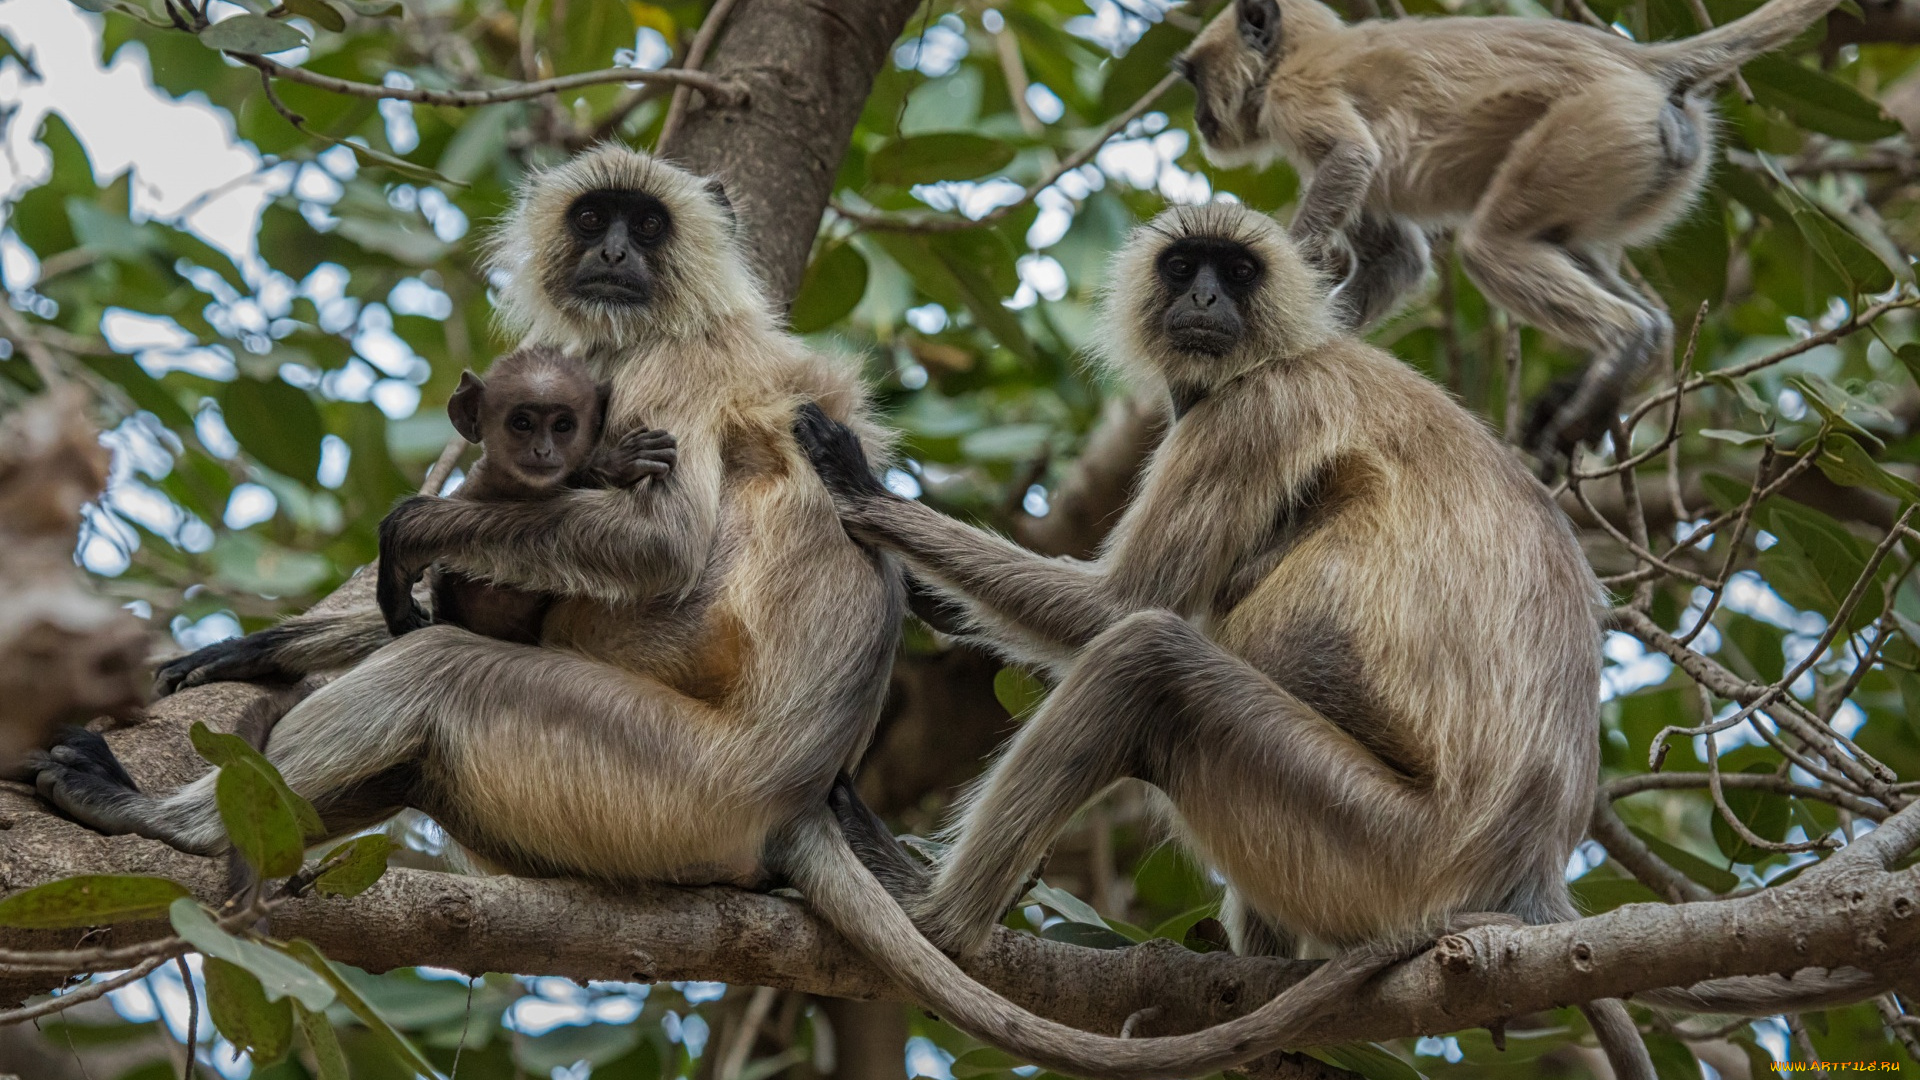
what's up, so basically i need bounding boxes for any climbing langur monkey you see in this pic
[384,345,678,643]
[797,203,1885,1080]
[1176,0,1840,467]
[30,148,1459,1080]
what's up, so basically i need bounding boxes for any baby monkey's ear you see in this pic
[448,371,487,443]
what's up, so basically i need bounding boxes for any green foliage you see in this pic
[0,874,190,928]
[10,0,1920,1072]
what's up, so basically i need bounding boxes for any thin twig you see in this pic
[0,301,68,389]
[833,71,1182,233]
[177,954,199,1080]
[1605,771,1890,820]
[421,435,468,496]
[1574,302,1706,481]
[656,0,744,150]
[1588,794,1714,903]
[234,54,744,109]
[0,956,174,1026]
[716,985,780,1080]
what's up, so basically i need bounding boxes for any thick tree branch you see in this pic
[3,789,1916,1046]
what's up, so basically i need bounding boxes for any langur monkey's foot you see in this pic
[155,635,288,695]
[826,772,931,903]
[904,880,1007,959]
[792,402,892,529]
[28,727,143,836]
[1521,375,1605,480]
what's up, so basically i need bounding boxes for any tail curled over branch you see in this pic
[1641,0,1839,89]
[779,810,1400,1080]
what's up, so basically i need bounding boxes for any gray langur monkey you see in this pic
[386,345,678,644]
[1175,0,1840,469]
[795,203,1884,1080]
[26,147,1471,1080]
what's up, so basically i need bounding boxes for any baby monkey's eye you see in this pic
[636,213,667,239]
[510,415,535,432]
[553,417,576,434]
[1228,260,1257,283]
[574,208,605,231]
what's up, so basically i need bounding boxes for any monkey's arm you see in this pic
[1288,117,1380,276]
[378,441,719,634]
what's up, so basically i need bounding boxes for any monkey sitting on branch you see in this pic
[1176,0,1841,470]
[798,202,1886,1080]
[383,344,677,644]
[33,147,1446,1080]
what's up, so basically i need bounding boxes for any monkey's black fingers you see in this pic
[155,635,288,695]
[792,402,890,504]
[1521,375,1615,476]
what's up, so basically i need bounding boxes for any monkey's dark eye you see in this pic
[636,213,666,240]
[553,417,575,434]
[573,207,605,232]
[510,415,535,433]
[1165,256,1196,278]
[1228,260,1257,283]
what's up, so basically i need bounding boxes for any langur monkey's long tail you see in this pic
[782,810,1896,1080]
[781,810,1401,1080]
[1642,0,1840,89]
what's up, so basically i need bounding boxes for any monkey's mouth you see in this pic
[1167,315,1240,357]
[573,274,652,306]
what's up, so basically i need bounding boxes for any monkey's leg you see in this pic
[914,610,1422,957]
[1222,886,1298,958]
[1331,213,1429,332]
[828,772,930,902]
[1459,83,1684,464]
[155,608,391,694]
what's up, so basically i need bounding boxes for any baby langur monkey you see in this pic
[1176,0,1840,469]
[383,345,676,641]
[800,204,1883,1080]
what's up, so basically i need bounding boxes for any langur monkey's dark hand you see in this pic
[599,427,679,488]
[1288,224,1354,287]
[793,402,892,533]
[376,497,436,637]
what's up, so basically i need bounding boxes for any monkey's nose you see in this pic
[1192,289,1218,309]
[598,244,627,265]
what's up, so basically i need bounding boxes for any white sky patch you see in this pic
[1600,631,1672,700]
[354,303,432,380]
[1721,571,1826,634]
[905,303,949,334]
[1008,252,1067,308]
[224,482,278,529]
[1066,0,1158,52]
[389,275,453,319]
[318,433,350,488]
[906,1035,957,1080]
[911,177,1026,220]
[895,13,969,76]
[884,467,922,499]
[1025,82,1064,124]
[0,1,280,263]
[102,307,196,351]
[1022,483,1049,517]
[380,72,419,154]
[1096,122,1210,204]
[372,377,421,417]
[615,27,673,70]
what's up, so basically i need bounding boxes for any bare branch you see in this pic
[235,54,745,110]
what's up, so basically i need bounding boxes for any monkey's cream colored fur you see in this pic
[1179,0,1837,455]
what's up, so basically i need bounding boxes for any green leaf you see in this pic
[169,899,336,1011]
[205,956,295,1065]
[220,376,325,483]
[1309,1042,1427,1080]
[280,939,446,1078]
[336,0,401,12]
[1711,765,1794,864]
[1817,433,1920,504]
[1755,153,1899,294]
[1039,920,1138,949]
[1626,825,1738,892]
[1146,903,1219,943]
[314,835,396,898]
[279,0,346,32]
[962,423,1051,462]
[296,1001,349,1080]
[868,134,1016,187]
[1641,1029,1701,1079]
[1743,55,1901,142]
[191,721,323,877]
[1025,879,1108,928]
[0,30,42,80]
[992,666,1047,717]
[789,242,870,334]
[951,1047,1029,1078]
[1756,500,1890,632]
[198,14,310,52]
[0,875,190,929]
[1699,428,1772,446]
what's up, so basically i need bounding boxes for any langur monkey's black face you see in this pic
[1158,237,1263,357]
[564,190,673,308]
